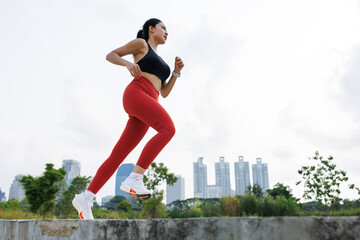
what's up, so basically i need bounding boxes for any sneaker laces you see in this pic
[131,174,143,182]
[135,177,143,182]
[130,175,147,187]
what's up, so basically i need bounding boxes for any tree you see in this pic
[246,184,263,198]
[19,163,66,215]
[141,193,167,218]
[101,195,128,210]
[267,183,299,202]
[296,151,351,213]
[140,162,177,218]
[349,184,360,199]
[56,176,91,216]
[117,199,132,212]
[143,162,178,196]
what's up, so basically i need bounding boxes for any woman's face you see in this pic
[150,22,168,44]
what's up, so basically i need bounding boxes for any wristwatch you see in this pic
[172,71,181,78]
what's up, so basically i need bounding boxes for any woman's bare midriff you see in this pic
[140,72,162,92]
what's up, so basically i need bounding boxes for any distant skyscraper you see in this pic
[205,185,222,198]
[62,160,81,186]
[9,175,25,201]
[193,157,207,198]
[166,175,185,204]
[115,163,135,201]
[252,158,269,192]
[234,156,251,195]
[215,156,231,197]
[0,188,6,202]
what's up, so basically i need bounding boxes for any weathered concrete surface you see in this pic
[0,217,359,240]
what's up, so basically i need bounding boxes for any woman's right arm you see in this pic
[106,39,146,77]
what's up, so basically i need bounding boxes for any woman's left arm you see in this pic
[161,56,184,98]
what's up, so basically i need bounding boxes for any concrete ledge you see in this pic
[1,217,359,240]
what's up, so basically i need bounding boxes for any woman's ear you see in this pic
[149,25,155,33]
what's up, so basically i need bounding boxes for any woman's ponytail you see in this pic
[137,29,145,39]
[136,18,162,41]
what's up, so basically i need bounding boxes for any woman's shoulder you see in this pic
[126,38,147,54]
[131,38,148,48]
[130,39,148,59]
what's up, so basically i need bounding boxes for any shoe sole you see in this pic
[72,196,84,219]
[120,183,151,200]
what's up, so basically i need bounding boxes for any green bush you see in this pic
[167,199,204,218]
[167,208,183,218]
[273,196,287,216]
[141,195,167,218]
[117,200,132,213]
[259,196,299,216]
[262,196,275,216]
[202,202,221,217]
[238,194,257,216]
[0,200,22,210]
[235,194,299,217]
[169,206,203,218]
[185,206,203,218]
[220,196,239,216]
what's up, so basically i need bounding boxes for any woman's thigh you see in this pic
[123,85,174,132]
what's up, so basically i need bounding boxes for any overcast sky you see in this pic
[1,0,360,203]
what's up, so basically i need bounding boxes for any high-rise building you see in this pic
[9,175,25,201]
[115,163,135,201]
[234,156,251,195]
[166,175,185,204]
[193,157,207,198]
[215,156,231,197]
[205,185,222,198]
[0,188,6,202]
[62,160,81,186]
[252,158,269,193]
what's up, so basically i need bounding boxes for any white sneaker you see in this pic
[120,173,151,200]
[72,191,95,219]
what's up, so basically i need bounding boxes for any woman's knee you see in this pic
[160,121,176,139]
[168,122,176,137]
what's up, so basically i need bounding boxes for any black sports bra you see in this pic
[136,42,171,84]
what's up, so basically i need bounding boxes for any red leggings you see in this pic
[87,76,175,194]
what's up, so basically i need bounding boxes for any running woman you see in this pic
[72,18,184,219]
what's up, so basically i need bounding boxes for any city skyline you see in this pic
[3,155,270,205]
[2,155,271,205]
[194,156,270,198]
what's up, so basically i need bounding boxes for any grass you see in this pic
[0,209,42,219]
[1,204,359,219]
[298,207,360,217]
